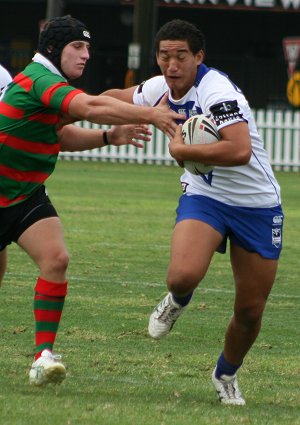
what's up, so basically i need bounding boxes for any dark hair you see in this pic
[155,19,205,55]
[38,15,91,75]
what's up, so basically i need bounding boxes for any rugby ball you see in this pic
[182,114,220,175]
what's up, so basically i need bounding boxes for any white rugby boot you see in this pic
[148,292,185,339]
[211,367,246,406]
[29,349,66,387]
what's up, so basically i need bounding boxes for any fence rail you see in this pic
[60,110,300,171]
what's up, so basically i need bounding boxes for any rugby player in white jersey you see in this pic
[0,64,12,283]
[103,19,284,405]
[0,64,12,97]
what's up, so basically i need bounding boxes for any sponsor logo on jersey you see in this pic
[210,100,243,126]
[168,100,201,122]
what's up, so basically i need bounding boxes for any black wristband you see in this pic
[103,130,110,146]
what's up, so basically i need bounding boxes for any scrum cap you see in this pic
[38,15,91,72]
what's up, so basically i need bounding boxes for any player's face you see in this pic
[60,41,90,80]
[156,40,203,100]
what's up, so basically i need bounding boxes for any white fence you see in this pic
[60,109,300,171]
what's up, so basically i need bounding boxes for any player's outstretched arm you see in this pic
[67,93,184,137]
[58,123,152,151]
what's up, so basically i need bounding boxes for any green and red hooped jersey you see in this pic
[0,62,83,208]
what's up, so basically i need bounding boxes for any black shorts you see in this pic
[0,185,58,251]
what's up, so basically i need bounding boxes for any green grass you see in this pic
[1,161,299,425]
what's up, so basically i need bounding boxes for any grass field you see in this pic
[0,161,299,425]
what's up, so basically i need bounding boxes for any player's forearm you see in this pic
[68,92,182,137]
[59,125,108,151]
[170,140,251,166]
[85,95,155,125]
[68,93,151,125]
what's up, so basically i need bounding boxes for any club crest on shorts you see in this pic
[272,228,282,248]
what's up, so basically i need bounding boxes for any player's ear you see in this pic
[195,50,204,65]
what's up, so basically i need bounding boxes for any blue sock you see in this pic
[172,291,193,307]
[215,352,242,379]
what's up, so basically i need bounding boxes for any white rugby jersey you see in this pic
[133,64,281,208]
[0,64,12,100]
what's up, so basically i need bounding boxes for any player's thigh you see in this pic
[230,243,278,309]
[17,216,68,265]
[168,219,223,282]
[0,248,7,284]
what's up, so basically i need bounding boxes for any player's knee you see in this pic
[167,268,200,294]
[41,249,69,275]
[235,304,264,329]
[52,250,69,273]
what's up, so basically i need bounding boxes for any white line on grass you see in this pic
[4,272,300,299]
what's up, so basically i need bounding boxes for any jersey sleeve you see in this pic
[133,75,169,106]
[0,65,13,97]
[33,73,83,113]
[199,70,249,131]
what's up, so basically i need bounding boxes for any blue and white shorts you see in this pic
[175,194,284,259]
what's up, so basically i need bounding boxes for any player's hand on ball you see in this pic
[108,124,152,147]
[181,114,220,175]
[168,125,185,167]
